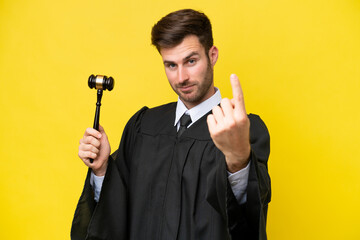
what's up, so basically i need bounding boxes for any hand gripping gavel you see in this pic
[88,74,115,163]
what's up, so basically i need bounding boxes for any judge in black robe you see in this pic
[71,102,271,240]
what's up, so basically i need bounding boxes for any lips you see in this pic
[179,84,195,93]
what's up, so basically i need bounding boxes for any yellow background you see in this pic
[1,0,359,239]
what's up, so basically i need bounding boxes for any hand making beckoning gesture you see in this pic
[207,74,251,173]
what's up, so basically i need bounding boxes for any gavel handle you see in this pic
[90,89,103,163]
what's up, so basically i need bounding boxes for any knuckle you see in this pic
[227,119,236,128]
[234,113,247,122]
[83,136,90,144]
[234,95,241,102]
[93,146,100,153]
[87,136,96,145]
[88,152,96,158]
[89,145,95,152]
[84,129,90,136]
[90,137,97,145]
[78,151,86,160]
[211,128,220,138]
[237,115,248,124]
[212,105,220,112]
[80,142,88,150]
[221,98,230,105]
[208,127,215,136]
[85,144,92,151]
[92,139,100,147]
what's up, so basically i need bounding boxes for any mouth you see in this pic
[178,84,195,93]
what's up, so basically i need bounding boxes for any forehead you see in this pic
[160,35,205,62]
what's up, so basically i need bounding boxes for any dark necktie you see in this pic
[177,114,192,137]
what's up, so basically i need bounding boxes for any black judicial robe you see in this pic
[71,102,271,240]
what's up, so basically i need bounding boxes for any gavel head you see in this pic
[88,74,114,91]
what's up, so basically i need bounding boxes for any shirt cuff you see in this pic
[227,160,251,205]
[90,171,105,202]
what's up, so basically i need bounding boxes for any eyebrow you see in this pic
[163,51,200,65]
[183,51,200,61]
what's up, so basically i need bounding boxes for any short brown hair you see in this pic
[151,9,213,53]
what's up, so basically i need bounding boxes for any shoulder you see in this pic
[248,114,269,134]
[135,102,176,122]
[127,102,177,135]
[127,102,175,122]
[144,102,177,117]
[248,113,270,156]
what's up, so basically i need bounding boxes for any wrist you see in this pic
[93,162,108,176]
[227,158,249,173]
[225,148,251,173]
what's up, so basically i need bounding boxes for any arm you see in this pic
[228,114,271,239]
[227,161,251,204]
[71,107,148,240]
[90,149,119,202]
[207,74,270,239]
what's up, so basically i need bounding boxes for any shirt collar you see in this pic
[174,87,222,127]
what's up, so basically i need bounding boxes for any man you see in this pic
[72,9,271,240]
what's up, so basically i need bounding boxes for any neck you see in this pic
[183,86,216,110]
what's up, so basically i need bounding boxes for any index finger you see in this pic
[84,127,102,139]
[230,74,246,110]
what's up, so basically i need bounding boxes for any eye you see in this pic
[166,63,177,69]
[188,59,196,65]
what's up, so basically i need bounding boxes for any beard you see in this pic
[172,62,214,107]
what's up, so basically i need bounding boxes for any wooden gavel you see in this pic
[88,74,115,163]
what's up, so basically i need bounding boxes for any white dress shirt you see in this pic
[91,88,250,204]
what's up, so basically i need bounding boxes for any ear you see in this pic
[208,46,219,67]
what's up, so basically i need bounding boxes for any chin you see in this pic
[180,94,203,106]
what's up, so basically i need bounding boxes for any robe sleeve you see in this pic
[229,114,271,239]
[206,114,271,240]
[70,107,148,240]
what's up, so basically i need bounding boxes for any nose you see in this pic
[178,66,189,83]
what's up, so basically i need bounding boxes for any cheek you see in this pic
[165,70,176,85]
[191,64,208,78]
[196,60,208,73]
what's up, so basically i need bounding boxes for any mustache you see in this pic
[176,81,196,88]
